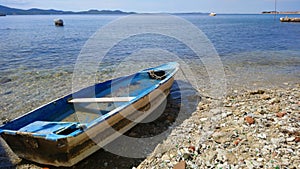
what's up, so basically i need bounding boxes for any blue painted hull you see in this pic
[0,62,179,166]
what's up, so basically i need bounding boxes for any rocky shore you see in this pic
[0,73,299,168]
[137,83,299,169]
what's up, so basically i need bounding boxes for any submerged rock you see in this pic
[0,77,12,84]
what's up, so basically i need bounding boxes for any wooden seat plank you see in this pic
[68,97,135,103]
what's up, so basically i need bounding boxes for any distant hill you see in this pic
[0,5,135,15]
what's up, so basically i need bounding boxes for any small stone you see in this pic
[250,90,265,95]
[162,153,169,161]
[286,137,295,142]
[276,112,286,118]
[183,153,191,160]
[173,161,186,169]
[260,94,271,100]
[212,132,231,144]
[268,98,280,104]
[286,148,294,153]
[257,158,264,162]
[155,153,162,158]
[281,158,289,166]
[188,146,195,152]
[233,138,242,146]
[200,118,207,122]
[272,152,277,158]
[271,137,285,144]
[226,111,233,116]
[295,137,300,143]
[257,133,267,139]
[245,160,254,168]
[245,116,255,125]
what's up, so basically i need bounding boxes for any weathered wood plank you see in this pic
[68,97,135,103]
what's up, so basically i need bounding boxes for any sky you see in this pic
[0,0,299,14]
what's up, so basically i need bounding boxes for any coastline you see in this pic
[261,10,300,14]
[0,69,299,168]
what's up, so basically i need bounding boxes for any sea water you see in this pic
[1,14,299,71]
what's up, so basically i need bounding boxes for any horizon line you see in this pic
[1,4,300,15]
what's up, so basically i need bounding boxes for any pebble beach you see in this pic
[137,83,300,169]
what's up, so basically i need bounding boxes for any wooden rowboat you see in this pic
[0,62,179,167]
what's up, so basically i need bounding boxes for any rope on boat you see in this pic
[148,70,166,80]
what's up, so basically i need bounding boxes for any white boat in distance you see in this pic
[209,12,217,16]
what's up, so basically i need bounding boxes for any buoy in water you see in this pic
[54,19,64,26]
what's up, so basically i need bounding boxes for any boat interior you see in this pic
[0,64,177,140]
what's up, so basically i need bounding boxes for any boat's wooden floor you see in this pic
[62,102,116,123]
[62,111,99,123]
